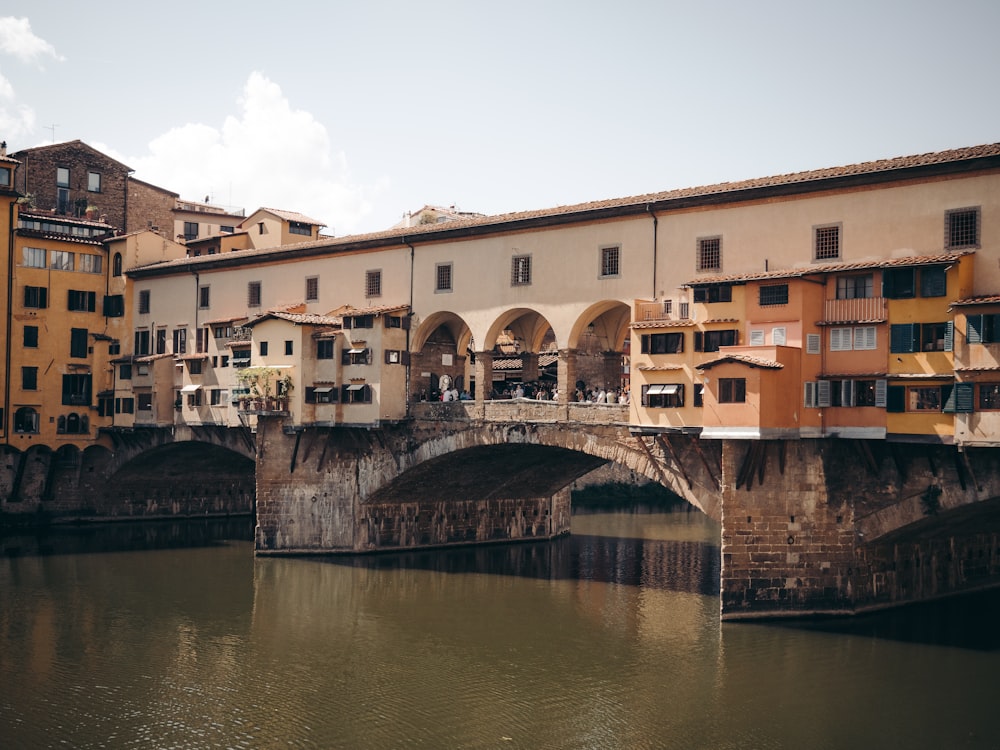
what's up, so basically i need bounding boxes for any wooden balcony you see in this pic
[823,296,887,324]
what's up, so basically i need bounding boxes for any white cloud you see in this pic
[0,17,61,140]
[0,17,64,65]
[123,72,380,235]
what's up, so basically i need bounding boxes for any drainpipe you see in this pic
[646,204,659,300]
[404,237,415,417]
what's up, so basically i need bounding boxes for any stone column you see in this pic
[521,352,539,383]
[474,351,494,414]
[557,349,578,404]
[602,351,623,393]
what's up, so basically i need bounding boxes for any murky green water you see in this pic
[1,512,998,749]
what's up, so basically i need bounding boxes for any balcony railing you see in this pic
[823,296,887,323]
[237,397,289,415]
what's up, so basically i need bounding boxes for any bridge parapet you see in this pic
[410,399,629,425]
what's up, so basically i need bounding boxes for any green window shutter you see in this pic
[944,321,954,352]
[967,314,983,344]
[886,385,906,413]
[944,383,974,413]
[890,324,918,353]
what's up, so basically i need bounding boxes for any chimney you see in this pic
[0,141,6,157]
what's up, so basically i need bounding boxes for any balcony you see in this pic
[823,296,887,324]
[237,396,290,416]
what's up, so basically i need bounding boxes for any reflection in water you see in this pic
[1,510,998,749]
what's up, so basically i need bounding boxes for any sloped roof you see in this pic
[244,207,326,227]
[696,354,784,370]
[687,251,974,286]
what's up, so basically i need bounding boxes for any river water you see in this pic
[1,509,998,750]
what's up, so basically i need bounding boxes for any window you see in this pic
[68,290,96,312]
[138,289,151,314]
[317,339,335,359]
[511,255,531,286]
[113,253,123,277]
[307,386,339,404]
[644,383,684,408]
[679,302,690,319]
[694,383,704,407]
[62,373,92,406]
[342,383,373,403]
[830,326,877,351]
[889,323,918,354]
[184,222,199,241]
[347,315,374,329]
[285,340,293,355]
[57,167,70,187]
[695,329,738,352]
[50,250,74,271]
[119,363,132,380]
[0,166,10,187]
[289,221,311,236]
[920,266,947,298]
[749,329,765,346]
[188,359,203,375]
[79,254,103,274]
[259,341,269,356]
[152,327,165,354]
[385,349,407,365]
[366,269,382,298]
[966,314,1000,344]
[135,329,151,356]
[836,274,873,299]
[173,328,187,354]
[921,322,951,352]
[306,276,319,301]
[220,225,234,234]
[697,237,721,272]
[232,349,251,368]
[58,413,89,435]
[759,284,789,306]
[600,246,621,278]
[436,263,453,292]
[108,340,120,356]
[883,268,915,299]
[806,333,821,354]
[70,328,89,358]
[221,355,229,368]
[196,328,207,353]
[248,281,262,307]
[24,286,48,309]
[693,285,732,303]
[946,207,979,249]
[772,327,787,346]
[908,385,945,411]
[199,285,210,309]
[14,407,39,433]
[23,326,38,348]
[979,383,1000,410]
[342,348,371,365]
[87,171,101,192]
[814,225,840,260]
[138,393,153,411]
[640,332,684,354]
[718,378,746,403]
[22,247,46,268]
[116,398,135,414]
[21,366,37,390]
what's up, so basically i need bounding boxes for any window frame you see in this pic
[718,378,747,404]
[306,276,319,301]
[758,284,789,307]
[247,281,262,308]
[814,223,841,261]
[366,269,382,298]
[511,254,532,287]
[600,245,621,278]
[435,262,453,293]
[696,236,721,272]
[946,206,980,249]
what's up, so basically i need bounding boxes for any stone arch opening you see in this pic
[410,311,474,400]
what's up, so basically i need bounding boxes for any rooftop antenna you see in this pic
[46,124,58,142]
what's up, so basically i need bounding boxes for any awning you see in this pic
[646,384,680,395]
[348,348,365,354]
[181,384,202,393]
[346,384,366,391]
[313,386,334,394]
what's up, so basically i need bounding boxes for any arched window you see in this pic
[113,252,123,277]
[14,407,39,433]
[57,415,67,433]
[66,413,81,433]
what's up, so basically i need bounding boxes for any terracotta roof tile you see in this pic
[951,296,1000,307]
[631,320,695,329]
[696,354,784,370]
[688,251,974,286]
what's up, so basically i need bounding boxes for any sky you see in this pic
[1,1,998,237]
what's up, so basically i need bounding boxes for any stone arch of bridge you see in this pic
[364,420,719,519]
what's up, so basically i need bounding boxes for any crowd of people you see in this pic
[417,379,631,404]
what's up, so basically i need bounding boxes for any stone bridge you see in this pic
[4,401,1000,619]
[252,400,1000,619]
